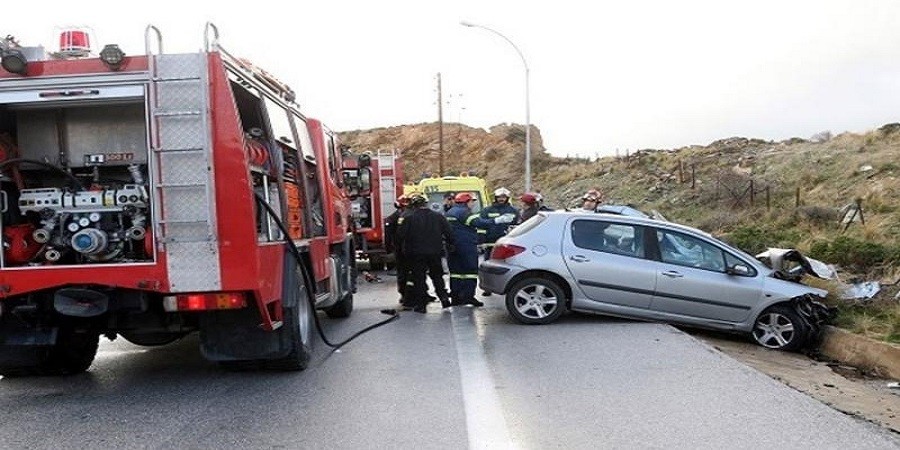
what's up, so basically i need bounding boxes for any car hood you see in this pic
[763,276,828,300]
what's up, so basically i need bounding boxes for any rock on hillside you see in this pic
[339,122,554,194]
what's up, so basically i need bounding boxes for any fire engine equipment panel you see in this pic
[0,95,152,267]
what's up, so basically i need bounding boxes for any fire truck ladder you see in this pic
[377,149,399,217]
[146,26,221,291]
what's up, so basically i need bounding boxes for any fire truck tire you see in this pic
[0,329,99,377]
[325,292,353,319]
[266,269,314,371]
[41,330,99,375]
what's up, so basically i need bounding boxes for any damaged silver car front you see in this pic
[754,248,836,349]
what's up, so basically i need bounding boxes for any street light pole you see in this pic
[460,21,531,192]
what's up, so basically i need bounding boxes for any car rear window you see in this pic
[506,213,547,237]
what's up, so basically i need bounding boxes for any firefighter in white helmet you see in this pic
[477,187,518,297]
[479,187,519,246]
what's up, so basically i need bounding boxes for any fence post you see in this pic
[766,186,771,211]
[856,198,865,225]
[678,160,684,184]
[691,164,696,190]
[795,187,800,207]
[749,179,755,206]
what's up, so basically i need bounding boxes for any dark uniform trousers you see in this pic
[405,253,446,308]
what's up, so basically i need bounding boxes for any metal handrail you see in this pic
[144,25,163,56]
[203,22,220,52]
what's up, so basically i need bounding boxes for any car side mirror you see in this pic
[726,264,751,276]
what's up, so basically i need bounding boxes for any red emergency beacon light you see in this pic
[58,28,92,57]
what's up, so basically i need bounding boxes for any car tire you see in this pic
[752,305,809,351]
[505,277,566,325]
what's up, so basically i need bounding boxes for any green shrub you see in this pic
[723,225,801,255]
[808,236,900,272]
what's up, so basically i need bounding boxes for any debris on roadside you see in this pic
[842,281,881,300]
[756,248,888,301]
[887,382,899,389]
[362,271,383,283]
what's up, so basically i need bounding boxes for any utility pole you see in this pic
[437,72,444,176]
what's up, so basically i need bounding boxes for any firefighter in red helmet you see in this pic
[519,192,540,222]
[445,192,499,307]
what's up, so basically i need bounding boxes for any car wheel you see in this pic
[752,305,809,351]
[505,277,566,325]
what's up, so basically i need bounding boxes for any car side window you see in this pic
[724,251,758,277]
[571,220,644,258]
[657,229,725,272]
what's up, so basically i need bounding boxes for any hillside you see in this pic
[341,121,900,341]
[340,122,900,275]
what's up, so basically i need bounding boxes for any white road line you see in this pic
[450,307,516,449]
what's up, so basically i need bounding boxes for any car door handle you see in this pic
[661,270,683,278]
[569,255,590,263]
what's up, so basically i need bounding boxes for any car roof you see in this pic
[539,210,713,238]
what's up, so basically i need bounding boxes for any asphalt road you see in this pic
[0,275,897,449]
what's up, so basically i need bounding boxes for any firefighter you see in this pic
[479,187,520,247]
[384,194,410,306]
[478,187,518,296]
[397,194,453,312]
[442,192,456,213]
[446,192,512,307]
[578,189,603,212]
[535,193,554,212]
[519,192,540,223]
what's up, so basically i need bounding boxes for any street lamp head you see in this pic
[459,21,477,27]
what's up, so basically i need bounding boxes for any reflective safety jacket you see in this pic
[446,205,494,249]
[479,202,520,244]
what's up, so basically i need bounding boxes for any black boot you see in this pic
[468,298,484,307]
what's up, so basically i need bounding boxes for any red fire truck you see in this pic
[0,24,359,375]
[345,150,403,270]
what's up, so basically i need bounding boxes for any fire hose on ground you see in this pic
[255,194,399,350]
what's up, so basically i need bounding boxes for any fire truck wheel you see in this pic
[325,292,354,319]
[266,269,314,371]
[0,329,99,376]
[40,329,100,375]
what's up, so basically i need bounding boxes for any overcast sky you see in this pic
[13,0,900,157]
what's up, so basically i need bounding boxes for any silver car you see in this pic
[479,212,831,351]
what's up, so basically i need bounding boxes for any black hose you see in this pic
[0,158,83,191]
[254,193,399,350]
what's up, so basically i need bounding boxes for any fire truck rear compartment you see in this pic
[0,99,154,267]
